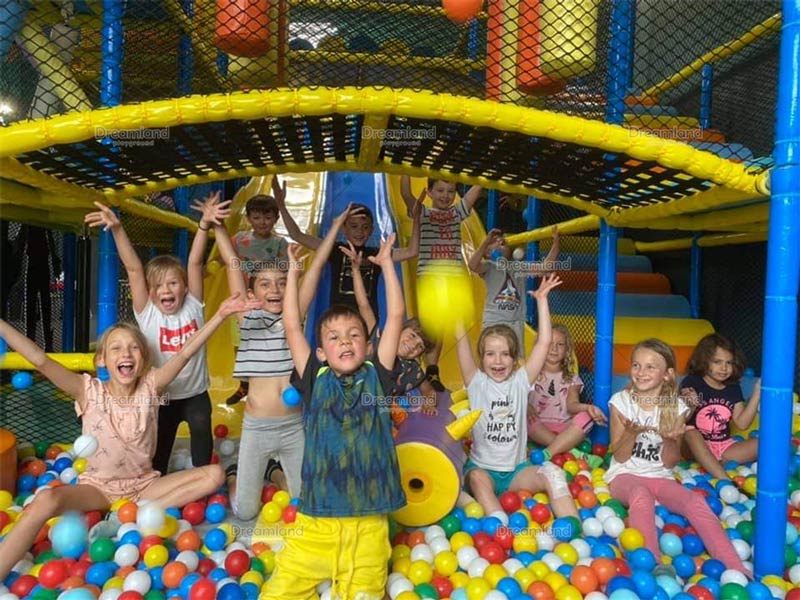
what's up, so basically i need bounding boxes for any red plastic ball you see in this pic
[12,575,40,597]
[70,559,91,579]
[499,491,521,513]
[197,558,216,576]
[224,550,250,577]
[0,511,10,531]
[592,443,608,457]
[662,524,684,536]
[214,424,229,438]
[139,535,164,555]
[568,481,582,498]
[441,0,483,24]
[479,541,506,564]
[32,540,52,556]
[687,585,715,600]
[39,560,69,589]
[84,511,103,529]
[282,505,298,524]
[613,558,631,577]
[431,575,454,598]
[473,532,492,550]
[530,503,552,524]
[189,578,216,600]
[786,590,800,600]
[261,485,278,503]
[392,531,409,547]
[493,526,514,550]
[551,454,568,467]
[182,502,206,525]
[118,592,143,600]
[208,494,228,507]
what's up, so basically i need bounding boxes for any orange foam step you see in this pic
[576,342,695,375]
[0,429,17,493]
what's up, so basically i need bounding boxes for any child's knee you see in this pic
[572,412,593,433]
[467,469,493,495]
[203,464,225,490]
[629,485,655,506]
[538,463,570,500]
[29,488,63,519]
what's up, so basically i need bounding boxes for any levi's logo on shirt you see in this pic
[159,321,199,352]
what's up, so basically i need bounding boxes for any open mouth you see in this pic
[160,296,176,311]
[339,350,355,360]
[490,366,507,377]
[117,361,135,377]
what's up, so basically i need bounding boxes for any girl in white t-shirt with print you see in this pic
[455,274,578,523]
[85,193,230,475]
[606,339,749,575]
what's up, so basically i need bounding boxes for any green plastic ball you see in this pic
[439,514,461,538]
[785,545,797,568]
[34,550,57,564]
[249,556,266,574]
[736,520,754,543]
[34,441,51,458]
[578,439,592,453]
[604,499,628,519]
[415,583,439,599]
[719,582,748,600]
[144,591,166,600]
[89,538,116,562]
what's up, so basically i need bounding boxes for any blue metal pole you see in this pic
[173,188,190,264]
[594,0,634,444]
[689,234,702,319]
[97,0,125,336]
[62,233,76,352]
[486,190,499,230]
[525,196,540,326]
[173,0,194,265]
[753,0,800,578]
[699,63,713,130]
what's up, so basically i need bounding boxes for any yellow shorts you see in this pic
[230,318,241,347]
[259,512,390,600]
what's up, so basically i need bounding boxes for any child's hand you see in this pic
[287,243,304,271]
[84,202,121,231]
[660,423,686,440]
[680,386,700,408]
[585,404,608,425]
[271,176,287,206]
[420,392,439,416]
[528,273,562,299]
[332,203,354,230]
[368,233,396,266]
[217,292,262,318]
[411,188,426,217]
[622,417,654,435]
[191,191,232,228]
[340,241,363,269]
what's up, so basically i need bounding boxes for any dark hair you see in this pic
[247,262,289,290]
[403,318,434,354]
[246,195,279,216]
[686,333,746,383]
[316,304,369,347]
[427,177,454,190]
[347,203,374,225]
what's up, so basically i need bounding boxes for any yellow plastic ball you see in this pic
[218,523,237,545]
[257,550,275,574]
[562,461,579,476]
[110,498,131,512]
[158,516,178,539]
[392,557,412,575]
[104,577,124,591]
[482,564,508,587]
[0,491,12,511]
[271,490,291,509]
[450,531,475,551]
[512,532,538,554]
[407,560,433,585]
[433,551,458,576]
[1,523,13,536]
[416,262,476,340]
[240,570,263,587]
[688,574,704,584]
[529,561,551,579]
[449,571,470,589]
[555,584,584,600]
[28,564,43,577]
[72,457,87,473]
[596,492,612,504]
[743,476,758,497]
[392,544,411,562]
[144,545,169,568]
[514,567,536,590]
[260,501,282,523]
[533,493,550,504]
[619,527,645,551]
[396,592,421,600]
[465,576,491,600]
[464,502,485,519]
[543,571,568,592]
[762,575,789,591]
[554,542,578,565]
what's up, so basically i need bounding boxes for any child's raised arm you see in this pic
[524,274,562,383]
[469,229,502,276]
[733,377,761,430]
[284,244,311,378]
[523,226,560,276]
[392,189,425,262]
[454,321,478,387]
[211,216,248,300]
[0,320,85,406]
[273,176,322,251]
[340,243,377,334]
[370,234,403,371]
[153,293,259,393]
[188,191,232,301]
[399,175,418,217]
[462,184,483,212]
[85,203,149,314]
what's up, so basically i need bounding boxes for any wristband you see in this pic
[198,224,211,231]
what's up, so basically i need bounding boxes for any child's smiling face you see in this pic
[316,314,370,375]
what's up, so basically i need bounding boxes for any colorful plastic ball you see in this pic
[213,425,229,439]
[204,528,228,552]
[188,579,215,600]
[217,583,243,600]
[38,559,69,589]
[12,371,33,390]
[144,545,169,568]
[161,562,189,589]
[700,558,726,580]
[618,528,644,551]
[182,502,205,526]
[441,0,483,24]
[223,550,250,577]
[204,503,226,524]
[530,449,546,465]
[123,571,152,595]
[499,491,521,513]
[59,589,98,600]
[659,533,682,557]
[672,553,696,579]
[627,548,655,572]
[114,543,140,567]
[416,262,476,339]
[281,387,301,407]
[137,503,166,535]
[51,512,88,559]
[71,435,99,459]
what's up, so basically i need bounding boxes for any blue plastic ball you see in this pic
[208,568,228,582]
[218,583,244,600]
[591,543,616,559]
[631,571,657,598]
[120,530,143,546]
[514,551,535,566]
[86,563,115,587]
[462,517,481,536]
[451,507,466,521]
[628,548,656,571]
[180,573,201,598]
[51,511,89,559]
[700,558,725,579]
[282,386,301,407]
[12,371,33,390]
[529,449,545,465]
[552,516,576,541]
[204,528,227,551]
[481,516,502,536]
[496,577,522,597]
[609,591,640,600]
[205,502,226,524]
[58,589,95,600]
[705,496,723,515]
[658,532,682,557]
[556,564,573,579]
[697,577,720,597]
[166,507,182,519]
[606,575,636,594]
[149,566,164,590]
[508,512,528,533]
[745,581,772,600]
[240,582,259,600]
[681,533,704,556]
[672,553,696,579]
[18,473,36,492]
[450,589,467,600]
[53,457,73,473]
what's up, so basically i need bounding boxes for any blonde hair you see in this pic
[477,324,520,368]
[631,338,679,430]
[95,323,152,387]
[145,255,187,291]
[552,324,576,382]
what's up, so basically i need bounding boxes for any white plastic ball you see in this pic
[12,559,33,574]
[585,591,608,599]
[71,435,99,458]
[595,506,615,522]
[654,515,665,529]
[388,577,413,600]
[602,516,625,538]
[582,518,603,537]
[385,575,403,589]
[219,440,236,457]
[209,551,227,566]
[570,539,592,559]
[116,523,139,540]
[467,557,490,578]
[732,538,751,561]
[175,519,192,536]
[489,510,509,526]
[535,530,555,551]
[726,514,744,528]
[484,592,509,600]
[409,544,434,564]
[423,525,446,543]
[720,569,748,587]
[767,585,785,599]
[59,468,78,484]
[137,502,165,536]
[791,490,800,508]
[0,593,19,600]
[720,506,736,520]
[789,563,800,584]
[577,557,593,567]
[719,485,740,504]
[113,544,139,567]
[429,537,451,555]
[176,550,199,571]
[541,552,564,572]
[512,247,525,260]
[123,570,152,594]
[456,546,479,570]
[98,590,121,600]
[502,558,524,575]
[226,542,248,554]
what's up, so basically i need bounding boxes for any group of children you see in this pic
[0,174,762,592]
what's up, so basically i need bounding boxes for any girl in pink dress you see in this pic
[0,293,258,581]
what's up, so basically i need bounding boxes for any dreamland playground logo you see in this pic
[628,127,704,141]
[94,126,170,147]
[361,124,437,148]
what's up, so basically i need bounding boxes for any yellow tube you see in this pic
[286,0,487,18]
[620,201,768,231]
[117,198,204,233]
[635,231,767,253]
[17,22,92,113]
[641,13,781,101]
[504,215,602,246]
[1,353,95,372]
[0,158,105,204]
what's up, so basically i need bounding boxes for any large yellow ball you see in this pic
[619,527,645,551]
[416,262,476,340]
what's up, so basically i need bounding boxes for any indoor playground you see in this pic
[0,0,799,599]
